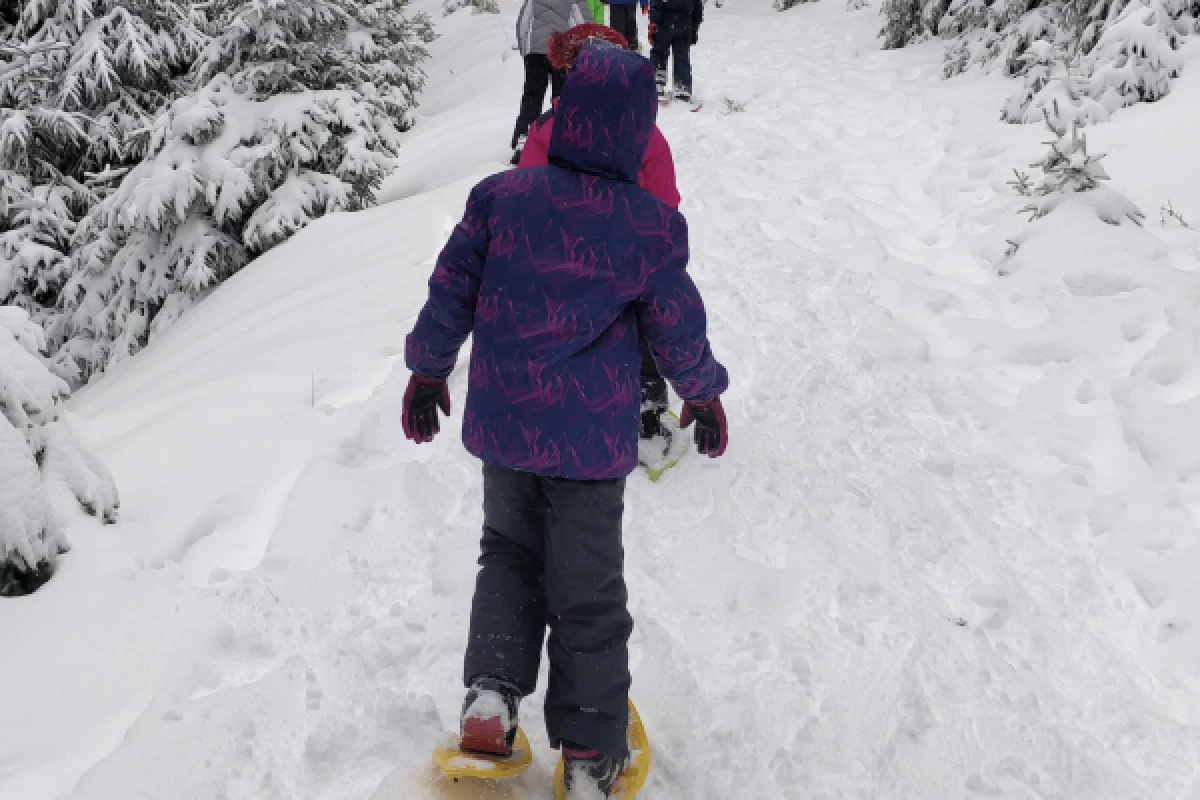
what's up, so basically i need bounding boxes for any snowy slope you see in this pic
[5,1,1200,799]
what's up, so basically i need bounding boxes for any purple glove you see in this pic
[403,374,451,443]
[680,397,728,458]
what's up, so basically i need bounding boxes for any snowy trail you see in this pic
[629,7,1200,797]
[8,1,1200,799]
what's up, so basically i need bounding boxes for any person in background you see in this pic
[518,23,684,457]
[512,0,592,165]
[602,0,648,53]
[587,0,605,22]
[519,24,680,209]
[649,0,703,102]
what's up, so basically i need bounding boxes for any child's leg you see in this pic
[512,55,553,150]
[611,4,639,53]
[541,476,632,758]
[671,25,693,95]
[650,33,670,92]
[640,336,668,439]
[463,464,550,696]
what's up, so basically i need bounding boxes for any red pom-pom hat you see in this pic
[547,23,629,70]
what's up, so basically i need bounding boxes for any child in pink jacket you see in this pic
[518,25,686,465]
[518,23,681,209]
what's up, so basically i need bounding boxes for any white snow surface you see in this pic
[5,1,1200,798]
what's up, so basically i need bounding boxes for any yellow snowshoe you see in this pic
[553,700,651,800]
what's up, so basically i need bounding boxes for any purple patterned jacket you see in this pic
[406,43,728,479]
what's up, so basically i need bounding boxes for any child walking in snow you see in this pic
[403,41,729,798]
[512,0,593,165]
[648,0,703,102]
[518,23,686,468]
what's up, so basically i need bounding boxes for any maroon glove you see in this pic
[403,374,451,444]
[680,397,728,458]
[647,22,657,44]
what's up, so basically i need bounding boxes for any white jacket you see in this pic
[516,0,591,56]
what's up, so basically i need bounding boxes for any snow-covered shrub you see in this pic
[0,173,81,319]
[884,0,1196,117]
[52,0,433,380]
[1002,44,1110,124]
[0,306,118,596]
[880,0,950,46]
[1001,39,1059,117]
[444,0,501,14]
[1087,0,1186,108]
[1018,118,1144,223]
[940,0,1068,78]
[0,307,68,451]
[0,0,207,327]
[0,414,61,596]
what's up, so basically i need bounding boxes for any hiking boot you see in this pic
[673,86,692,103]
[655,68,668,101]
[562,744,628,799]
[510,134,527,166]
[460,678,521,756]
[639,375,669,441]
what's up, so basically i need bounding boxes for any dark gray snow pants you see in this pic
[650,13,694,93]
[464,464,632,758]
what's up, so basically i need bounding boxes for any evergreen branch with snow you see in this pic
[0,306,118,597]
[47,0,431,381]
[875,0,1197,121]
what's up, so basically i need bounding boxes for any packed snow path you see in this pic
[7,1,1200,799]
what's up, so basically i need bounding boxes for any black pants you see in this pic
[609,3,640,52]
[513,54,566,150]
[651,13,693,93]
[641,337,667,410]
[464,464,632,757]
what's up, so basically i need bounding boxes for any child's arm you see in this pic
[642,129,682,208]
[405,183,492,378]
[635,213,729,403]
[518,114,553,168]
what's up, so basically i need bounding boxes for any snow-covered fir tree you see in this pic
[879,0,949,47]
[1002,43,1110,125]
[0,0,206,336]
[53,0,433,380]
[1019,117,1143,223]
[941,0,1065,77]
[1087,0,1187,109]
[444,0,500,14]
[0,306,118,596]
[878,0,1196,118]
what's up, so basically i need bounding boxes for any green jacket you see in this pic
[588,0,605,22]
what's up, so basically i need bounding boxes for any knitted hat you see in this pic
[547,23,630,71]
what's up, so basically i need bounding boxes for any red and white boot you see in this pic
[562,743,628,799]
[459,678,521,757]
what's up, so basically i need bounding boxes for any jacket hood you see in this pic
[547,43,657,184]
